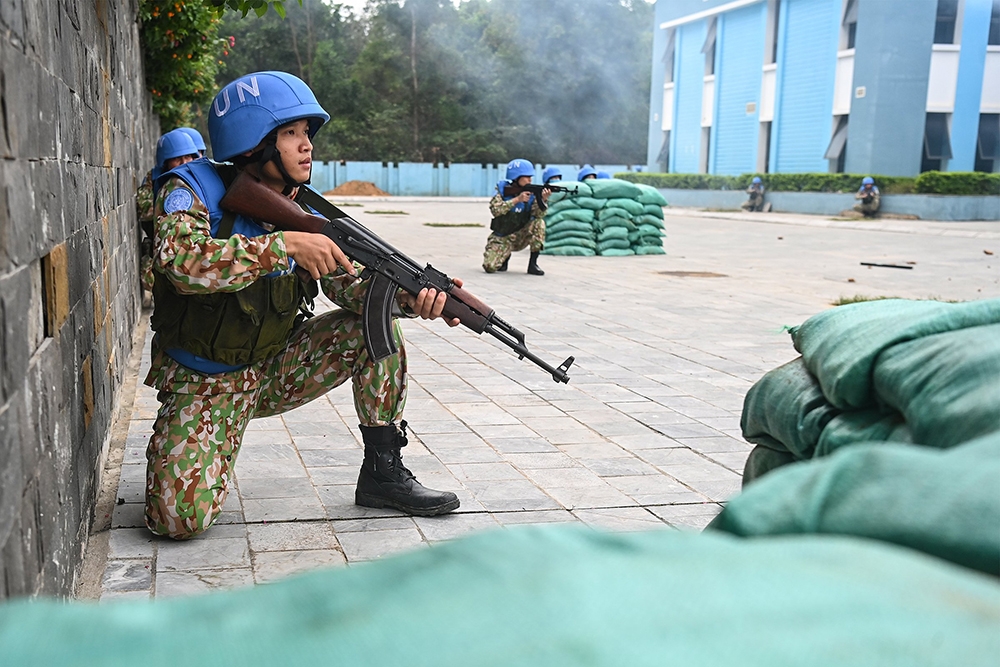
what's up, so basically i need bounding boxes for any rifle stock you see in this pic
[219,171,573,383]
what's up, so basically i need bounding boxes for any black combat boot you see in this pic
[356,421,460,516]
[498,257,509,272]
[527,251,545,276]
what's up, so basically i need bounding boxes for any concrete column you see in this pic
[949,0,992,171]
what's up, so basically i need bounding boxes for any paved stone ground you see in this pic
[86,200,999,600]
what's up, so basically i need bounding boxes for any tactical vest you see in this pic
[150,160,316,371]
[490,184,534,237]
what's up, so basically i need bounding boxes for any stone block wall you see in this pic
[0,0,157,597]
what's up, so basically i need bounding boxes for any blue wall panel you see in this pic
[672,20,707,173]
[713,3,767,175]
[950,0,992,171]
[771,0,840,173]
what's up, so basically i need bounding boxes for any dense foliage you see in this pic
[218,0,653,163]
[619,172,1000,196]
[139,0,290,127]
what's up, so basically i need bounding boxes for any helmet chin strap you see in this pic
[258,135,310,196]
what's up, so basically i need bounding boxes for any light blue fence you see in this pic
[309,162,644,196]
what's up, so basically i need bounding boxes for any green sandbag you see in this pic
[546,237,597,251]
[740,357,840,461]
[593,216,635,232]
[574,196,608,210]
[627,231,662,246]
[815,409,911,458]
[587,178,643,200]
[545,232,594,245]
[597,239,631,253]
[599,248,635,257]
[541,246,596,256]
[790,298,1000,409]
[545,219,593,236]
[545,199,583,216]
[605,198,645,216]
[634,215,665,228]
[636,224,663,237]
[635,182,669,206]
[546,208,595,225]
[711,430,1000,576]
[597,227,629,242]
[3,526,999,666]
[743,442,798,484]
[548,179,591,202]
[642,203,665,218]
[634,246,666,255]
[873,323,1000,448]
[597,206,633,221]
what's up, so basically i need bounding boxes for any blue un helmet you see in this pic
[752,176,762,184]
[208,71,330,186]
[542,166,562,184]
[152,129,199,182]
[862,176,874,186]
[577,165,597,180]
[176,127,207,155]
[596,171,611,179]
[505,159,534,182]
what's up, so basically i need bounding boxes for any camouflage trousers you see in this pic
[854,200,880,216]
[145,309,407,539]
[483,217,545,272]
[741,194,764,212]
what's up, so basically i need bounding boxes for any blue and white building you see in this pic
[645,0,1000,176]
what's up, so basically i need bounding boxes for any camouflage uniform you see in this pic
[136,170,155,296]
[854,187,881,216]
[482,193,546,272]
[145,176,410,539]
[741,185,764,212]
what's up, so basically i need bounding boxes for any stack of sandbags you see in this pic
[740,298,1000,483]
[631,183,668,255]
[586,179,641,257]
[542,180,598,256]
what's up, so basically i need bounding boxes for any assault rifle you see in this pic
[220,172,574,383]
[501,182,579,212]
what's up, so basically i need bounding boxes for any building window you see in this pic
[824,116,850,173]
[842,0,858,49]
[976,114,1000,172]
[989,0,1000,45]
[922,112,953,172]
[702,17,717,76]
[764,0,781,64]
[934,0,960,44]
[758,122,772,173]
[700,127,712,174]
[664,28,677,83]
[658,132,671,173]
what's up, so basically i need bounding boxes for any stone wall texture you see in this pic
[0,0,157,598]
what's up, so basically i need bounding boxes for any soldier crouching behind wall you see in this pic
[144,71,468,539]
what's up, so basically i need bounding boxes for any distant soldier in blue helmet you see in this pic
[854,176,880,217]
[577,165,597,181]
[484,159,549,275]
[175,126,208,158]
[136,129,200,308]
[595,171,611,179]
[542,166,562,185]
[741,176,765,212]
[143,71,466,539]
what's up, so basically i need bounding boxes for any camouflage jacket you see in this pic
[136,169,154,233]
[489,193,544,231]
[145,175,409,394]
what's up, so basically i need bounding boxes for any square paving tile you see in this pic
[154,569,255,598]
[253,550,346,583]
[248,521,339,552]
[157,537,251,572]
[337,527,428,562]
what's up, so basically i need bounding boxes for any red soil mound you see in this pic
[324,180,390,196]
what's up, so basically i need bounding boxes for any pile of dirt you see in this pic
[324,181,390,196]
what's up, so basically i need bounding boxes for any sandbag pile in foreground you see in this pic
[740,298,1000,482]
[542,179,667,257]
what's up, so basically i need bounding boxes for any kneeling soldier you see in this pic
[145,71,463,539]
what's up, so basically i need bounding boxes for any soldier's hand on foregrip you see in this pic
[400,277,463,326]
[283,230,355,279]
